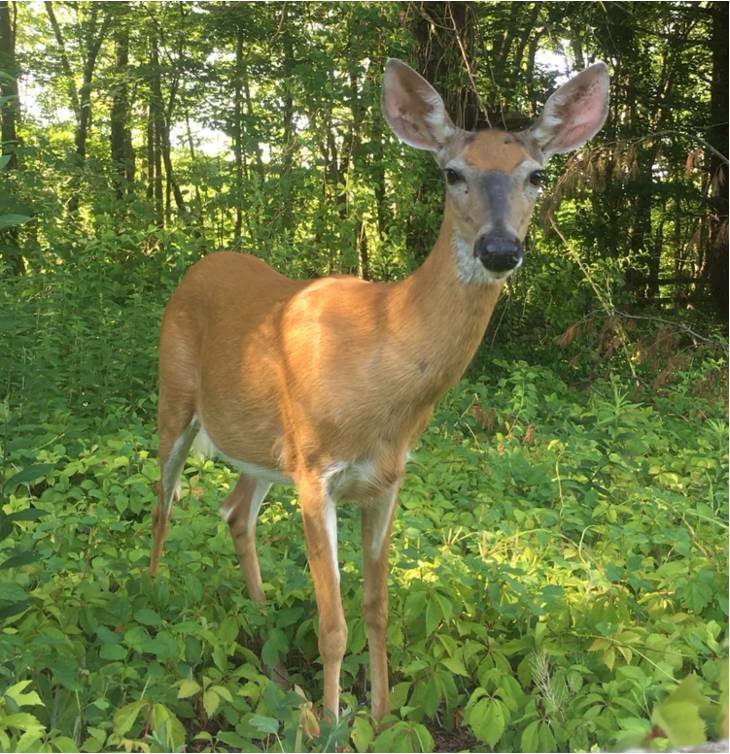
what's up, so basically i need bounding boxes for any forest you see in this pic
[0,1,728,752]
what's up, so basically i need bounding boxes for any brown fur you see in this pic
[150,57,609,723]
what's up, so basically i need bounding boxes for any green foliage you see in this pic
[1,248,727,752]
[1,4,727,751]
[3,1,726,314]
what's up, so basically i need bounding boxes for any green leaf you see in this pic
[0,508,51,543]
[203,688,220,717]
[2,682,44,708]
[112,700,147,738]
[210,685,233,703]
[517,654,533,687]
[261,628,287,669]
[184,573,203,603]
[469,697,507,747]
[537,722,557,752]
[219,615,239,645]
[0,552,39,570]
[151,704,186,751]
[134,608,162,627]
[2,712,45,731]
[665,675,713,712]
[374,721,433,753]
[95,625,121,645]
[683,580,713,614]
[51,735,79,752]
[249,714,279,736]
[99,644,128,661]
[404,589,427,620]
[653,701,707,746]
[433,591,453,623]
[215,731,248,748]
[418,676,439,717]
[177,679,202,699]
[2,508,51,523]
[425,594,442,636]
[185,635,202,664]
[5,463,55,489]
[412,722,434,752]
[212,643,229,673]
[440,657,468,676]
[0,213,33,231]
[351,714,375,753]
[0,600,30,620]
[390,682,411,711]
[521,720,540,753]
[82,736,103,753]
[13,730,43,752]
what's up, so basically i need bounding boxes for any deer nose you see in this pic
[474,235,523,273]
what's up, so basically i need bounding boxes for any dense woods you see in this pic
[1,2,727,753]
[1,1,728,313]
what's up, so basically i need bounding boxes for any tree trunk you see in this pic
[0,0,24,276]
[160,17,185,223]
[110,19,134,200]
[148,30,164,227]
[44,1,80,121]
[0,0,20,170]
[160,112,185,222]
[45,2,110,213]
[233,23,245,244]
[348,70,366,278]
[706,1,729,319]
[402,1,479,265]
[407,1,481,130]
[626,148,657,301]
[279,4,295,235]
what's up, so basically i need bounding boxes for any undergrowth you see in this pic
[1,251,728,753]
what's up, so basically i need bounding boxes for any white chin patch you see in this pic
[483,257,522,282]
[452,231,521,284]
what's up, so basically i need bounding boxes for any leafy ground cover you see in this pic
[1,253,728,753]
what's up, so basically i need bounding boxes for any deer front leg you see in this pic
[361,488,398,721]
[299,475,347,719]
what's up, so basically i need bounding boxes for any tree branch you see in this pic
[43,0,80,120]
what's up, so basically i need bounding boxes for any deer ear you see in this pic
[528,62,610,158]
[381,59,456,152]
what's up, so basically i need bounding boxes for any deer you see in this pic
[150,58,609,722]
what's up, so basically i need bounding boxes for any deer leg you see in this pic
[299,475,346,719]
[220,474,271,601]
[151,415,199,573]
[361,488,398,721]
[220,474,289,687]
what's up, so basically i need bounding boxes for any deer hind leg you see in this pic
[220,474,289,687]
[361,487,399,721]
[298,473,346,719]
[150,413,199,574]
[220,474,271,600]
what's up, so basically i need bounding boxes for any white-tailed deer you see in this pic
[150,59,609,721]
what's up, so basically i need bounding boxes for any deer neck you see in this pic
[390,211,505,401]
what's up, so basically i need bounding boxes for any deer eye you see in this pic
[529,170,544,186]
[444,168,463,185]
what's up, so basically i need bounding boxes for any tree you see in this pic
[110,3,135,201]
[44,1,112,213]
[2,0,721,318]
[0,0,25,276]
[0,0,19,169]
[705,1,728,320]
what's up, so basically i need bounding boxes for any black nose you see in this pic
[474,236,523,273]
